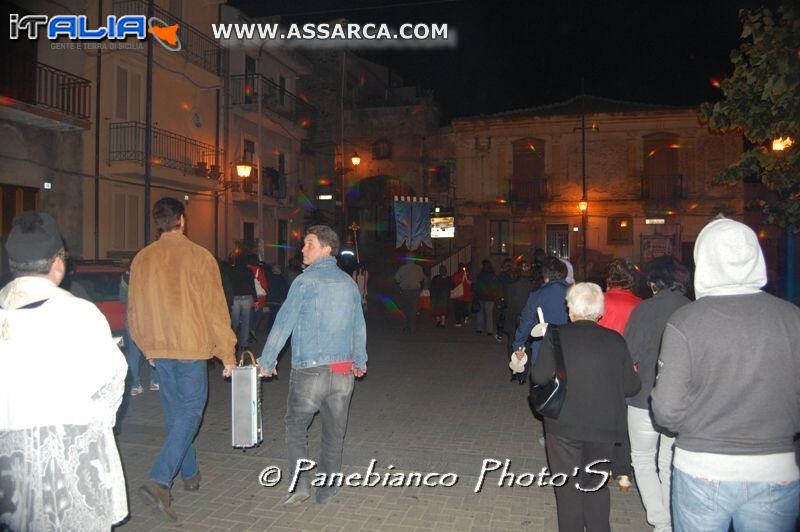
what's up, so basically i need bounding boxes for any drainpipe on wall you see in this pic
[214,87,220,257]
[93,0,103,259]
[257,48,264,261]
[143,0,154,244]
[214,2,222,258]
[222,22,230,261]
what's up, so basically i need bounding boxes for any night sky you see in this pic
[227,0,778,121]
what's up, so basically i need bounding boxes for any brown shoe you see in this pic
[183,472,201,491]
[139,481,178,521]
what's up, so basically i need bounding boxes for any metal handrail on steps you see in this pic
[432,244,472,278]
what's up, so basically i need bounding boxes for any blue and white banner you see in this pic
[394,196,432,250]
[394,200,411,249]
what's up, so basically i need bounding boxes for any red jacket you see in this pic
[451,269,473,302]
[598,288,642,334]
[247,264,268,310]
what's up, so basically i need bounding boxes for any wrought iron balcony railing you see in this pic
[108,121,216,176]
[0,58,91,121]
[112,0,222,77]
[641,174,683,201]
[228,168,287,199]
[230,74,317,129]
[509,177,549,206]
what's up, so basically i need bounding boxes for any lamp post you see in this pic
[570,79,601,280]
[578,199,588,279]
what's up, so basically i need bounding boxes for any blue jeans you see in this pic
[125,330,158,388]
[231,295,253,348]
[285,367,354,496]
[475,300,494,333]
[149,359,208,488]
[673,468,799,532]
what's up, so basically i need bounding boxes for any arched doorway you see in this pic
[349,175,416,253]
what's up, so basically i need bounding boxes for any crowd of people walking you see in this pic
[394,218,799,532]
[1,201,797,531]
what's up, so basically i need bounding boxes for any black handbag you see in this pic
[529,326,567,418]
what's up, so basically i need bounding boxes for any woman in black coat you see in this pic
[429,265,451,327]
[532,282,640,532]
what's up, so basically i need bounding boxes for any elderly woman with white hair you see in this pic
[532,282,641,532]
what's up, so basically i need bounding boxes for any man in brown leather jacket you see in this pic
[129,197,236,521]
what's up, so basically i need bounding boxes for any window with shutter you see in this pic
[111,189,141,251]
[608,215,633,245]
[372,139,392,160]
[512,138,545,179]
[115,67,127,120]
[115,65,142,122]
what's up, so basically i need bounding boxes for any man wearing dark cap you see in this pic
[0,211,129,530]
[128,197,236,521]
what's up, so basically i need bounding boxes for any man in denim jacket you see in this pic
[258,225,367,506]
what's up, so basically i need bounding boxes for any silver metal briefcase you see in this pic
[231,351,262,448]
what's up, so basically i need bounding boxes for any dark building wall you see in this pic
[0,120,84,255]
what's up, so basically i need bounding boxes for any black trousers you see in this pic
[545,433,614,532]
[453,299,469,324]
[398,290,419,331]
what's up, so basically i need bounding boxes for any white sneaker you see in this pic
[130,385,144,397]
[149,382,160,391]
[538,436,546,447]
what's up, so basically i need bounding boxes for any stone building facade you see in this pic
[1,0,91,266]
[451,96,744,279]
[298,51,455,260]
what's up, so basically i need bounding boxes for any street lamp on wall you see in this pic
[235,160,253,179]
[772,137,794,151]
[213,160,254,258]
[351,152,361,168]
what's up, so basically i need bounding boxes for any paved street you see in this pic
[115,302,650,531]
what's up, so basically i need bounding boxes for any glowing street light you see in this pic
[772,137,794,151]
[351,152,361,167]
[235,160,253,179]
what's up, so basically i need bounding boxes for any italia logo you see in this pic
[8,14,181,51]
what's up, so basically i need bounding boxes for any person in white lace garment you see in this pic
[0,212,128,531]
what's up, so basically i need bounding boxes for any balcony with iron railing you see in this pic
[641,174,683,202]
[0,58,91,129]
[108,121,217,177]
[230,74,317,130]
[112,0,222,77]
[509,177,550,207]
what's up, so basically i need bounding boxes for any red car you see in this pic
[67,260,127,347]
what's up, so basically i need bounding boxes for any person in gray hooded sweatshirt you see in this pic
[651,217,800,532]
